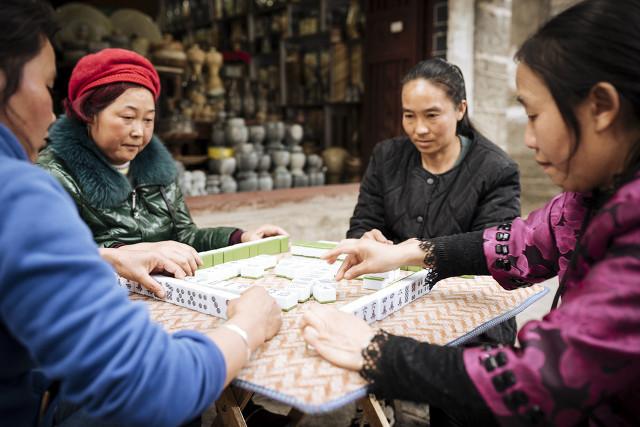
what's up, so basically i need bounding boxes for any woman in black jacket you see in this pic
[348,59,520,244]
[348,59,520,349]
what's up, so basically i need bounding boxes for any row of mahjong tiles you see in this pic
[119,251,433,323]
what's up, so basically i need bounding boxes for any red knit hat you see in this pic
[67,48,161,107]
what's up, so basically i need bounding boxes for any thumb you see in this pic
[302,325,320,347]
[343,262,372,280]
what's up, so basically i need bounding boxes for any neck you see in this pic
[421,136,461,174]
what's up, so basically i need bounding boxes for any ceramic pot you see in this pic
[285,123,304,146]
[258,154,271,173]
[220,175,237,193]
[249,124,266,144]
[209,156,237,176]
[322,147,348,184]
[236,147,259,172]
[290,147,306,174]
[272,167,292,189]
[225,117,248,146]
[265,121,285,144]
[271,148,290,169]
[258,171,274,191]
[237,171,259,192]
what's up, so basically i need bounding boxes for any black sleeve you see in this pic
[347,147,390,239]
[470,161,521,231]
[428,230,490,280]
[361,332,495,423]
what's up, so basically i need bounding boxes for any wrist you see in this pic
[396,239,425,266]
[227,315,263,351]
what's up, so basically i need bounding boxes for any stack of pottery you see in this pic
[250,124,273,191]
[227,118,259,192]
[208,147,237,193]
[190,170,207,196]
[306,154,326,186]
[206,174,221,194]
[286,124,309,187]
[210,111,227,146]
[265,120,292,189]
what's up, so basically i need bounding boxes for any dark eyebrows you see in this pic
[402,107,442,114]
[122,105,156,114]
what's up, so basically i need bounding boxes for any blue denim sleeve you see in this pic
[0,163,226,427]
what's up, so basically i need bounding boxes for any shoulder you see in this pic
[470,134,517,168]
[371,136,415,164]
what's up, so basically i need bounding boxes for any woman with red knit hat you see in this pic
[39,48,287,274]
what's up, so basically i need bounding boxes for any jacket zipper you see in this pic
[131,189,139,218]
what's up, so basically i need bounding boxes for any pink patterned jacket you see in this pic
[464,175,640,426]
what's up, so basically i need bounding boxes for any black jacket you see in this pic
[347,132,521,242]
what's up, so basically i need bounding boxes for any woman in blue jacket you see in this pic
[0,1,281,426]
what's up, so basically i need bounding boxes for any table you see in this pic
[129,259,547,425]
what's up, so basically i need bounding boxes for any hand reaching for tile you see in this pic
[301,303,374,371]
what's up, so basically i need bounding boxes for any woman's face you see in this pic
[88,87,155,165]
[516,63,630,192]
[401,78,465,156]
[0,39,57,161]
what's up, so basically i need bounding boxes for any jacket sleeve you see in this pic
[464,198,640,426]
[170,184,238,252]
[347,145,390,239]
[470,160,521,231]
[0,167,227,427]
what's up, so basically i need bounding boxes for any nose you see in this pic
[130,121,143,138]
[524,121,537,150]
[415,117,430,136]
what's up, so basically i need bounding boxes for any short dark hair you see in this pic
[0,0,57,110]
[64,82,144,123]
[401,58,477,138]
[515,0,640,184]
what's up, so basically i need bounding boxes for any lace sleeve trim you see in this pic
[418,238,437,270]
[359,329,390,383]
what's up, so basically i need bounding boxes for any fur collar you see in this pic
[48,116,176,208]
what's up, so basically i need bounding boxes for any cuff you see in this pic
[228,229,244,246]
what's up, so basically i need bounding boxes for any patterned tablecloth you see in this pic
[129,256,547,414]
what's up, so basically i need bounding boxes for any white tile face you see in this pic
[268,289,298,311]
[312,284,337,303]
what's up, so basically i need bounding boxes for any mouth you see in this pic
[536,160,552,167]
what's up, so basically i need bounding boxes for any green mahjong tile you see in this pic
[279,236,290,253]
[223,247,238,262]
[261,240,281,255]
[249,244,258,257]
[292,240,336,249]
[401,265,422,272]
[236,246,250,260]
[200,254,214,269]
[213,252,224,265]
[460,275,475,279]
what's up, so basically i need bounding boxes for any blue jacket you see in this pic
[0,124,226,426]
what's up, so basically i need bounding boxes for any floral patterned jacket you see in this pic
[465,174,640,425]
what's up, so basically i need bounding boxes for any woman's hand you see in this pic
[301,304,374,371]
[121,241,202,276]
[241,224,289,243]
[226,286,282,351]
[322,238,424,280]
[361,228,393,245]
[100,248,187,298]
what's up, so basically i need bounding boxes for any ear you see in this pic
[456,100,467,121]
[588,82,620,132]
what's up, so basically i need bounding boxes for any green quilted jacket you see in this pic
[38,116,237,251]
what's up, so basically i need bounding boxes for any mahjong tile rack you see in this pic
[122,236,549,415]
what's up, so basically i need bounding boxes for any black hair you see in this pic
[401,58,477,138]
[0,0,57,110]
[516,0,640,185]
